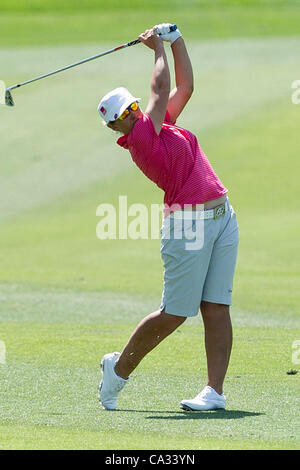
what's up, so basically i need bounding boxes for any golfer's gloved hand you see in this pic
[155,23,182,44]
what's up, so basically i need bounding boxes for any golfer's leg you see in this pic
[115,309,186,379]
[199,204,238,395]
[200,301,232,395]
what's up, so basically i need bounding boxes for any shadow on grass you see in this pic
[117,409,263,420]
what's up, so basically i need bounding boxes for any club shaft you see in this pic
[8,39,141,91]
[6,25,177,93]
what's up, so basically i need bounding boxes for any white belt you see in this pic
[172,200,229,220]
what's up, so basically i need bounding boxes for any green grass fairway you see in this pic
[0,285,299,450]
[1,1,300,45]
[1,2,300,450]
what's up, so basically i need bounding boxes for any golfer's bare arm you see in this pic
[167,37,194,124]
[139,29,170,135]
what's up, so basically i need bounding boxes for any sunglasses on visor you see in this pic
[118,101,139,121]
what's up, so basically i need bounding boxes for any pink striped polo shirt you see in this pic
[117,112,227,216]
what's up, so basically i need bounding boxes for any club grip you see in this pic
[157,24,177,36]
[127,25,178,48]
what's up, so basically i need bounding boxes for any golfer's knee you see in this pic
[200,301,230,316]
[160,308,187,326]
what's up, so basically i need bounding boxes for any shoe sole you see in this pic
[99,353,120,410]
[98,357,107,405]
[180,403,225,411]
[98,358,105,397]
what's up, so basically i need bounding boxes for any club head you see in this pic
[5,89,14,106]
[0,81,14,106]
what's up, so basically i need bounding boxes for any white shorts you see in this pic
[159,200,239,317]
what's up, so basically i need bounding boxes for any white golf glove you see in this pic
[156,23,182,44]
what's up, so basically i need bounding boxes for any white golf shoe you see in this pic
[180,386,226,411]
[99,352,128,410]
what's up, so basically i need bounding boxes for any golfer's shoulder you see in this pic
[131,112,158,142]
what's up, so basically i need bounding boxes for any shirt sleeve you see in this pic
[129,113,158,155]
[127,113,167,187]
[164,109,177,125]
[164,110,172,124]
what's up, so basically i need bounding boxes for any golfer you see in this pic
[97,24,239,411]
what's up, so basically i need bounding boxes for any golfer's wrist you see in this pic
[153,40,165,54]
[171,35,184,48]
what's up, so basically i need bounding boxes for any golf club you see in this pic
[1,25,177,107]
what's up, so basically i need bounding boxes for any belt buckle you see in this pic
[213,203,225,219]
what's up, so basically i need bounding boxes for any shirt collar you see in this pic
[117,134,129,149]
[116,113,145,148]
